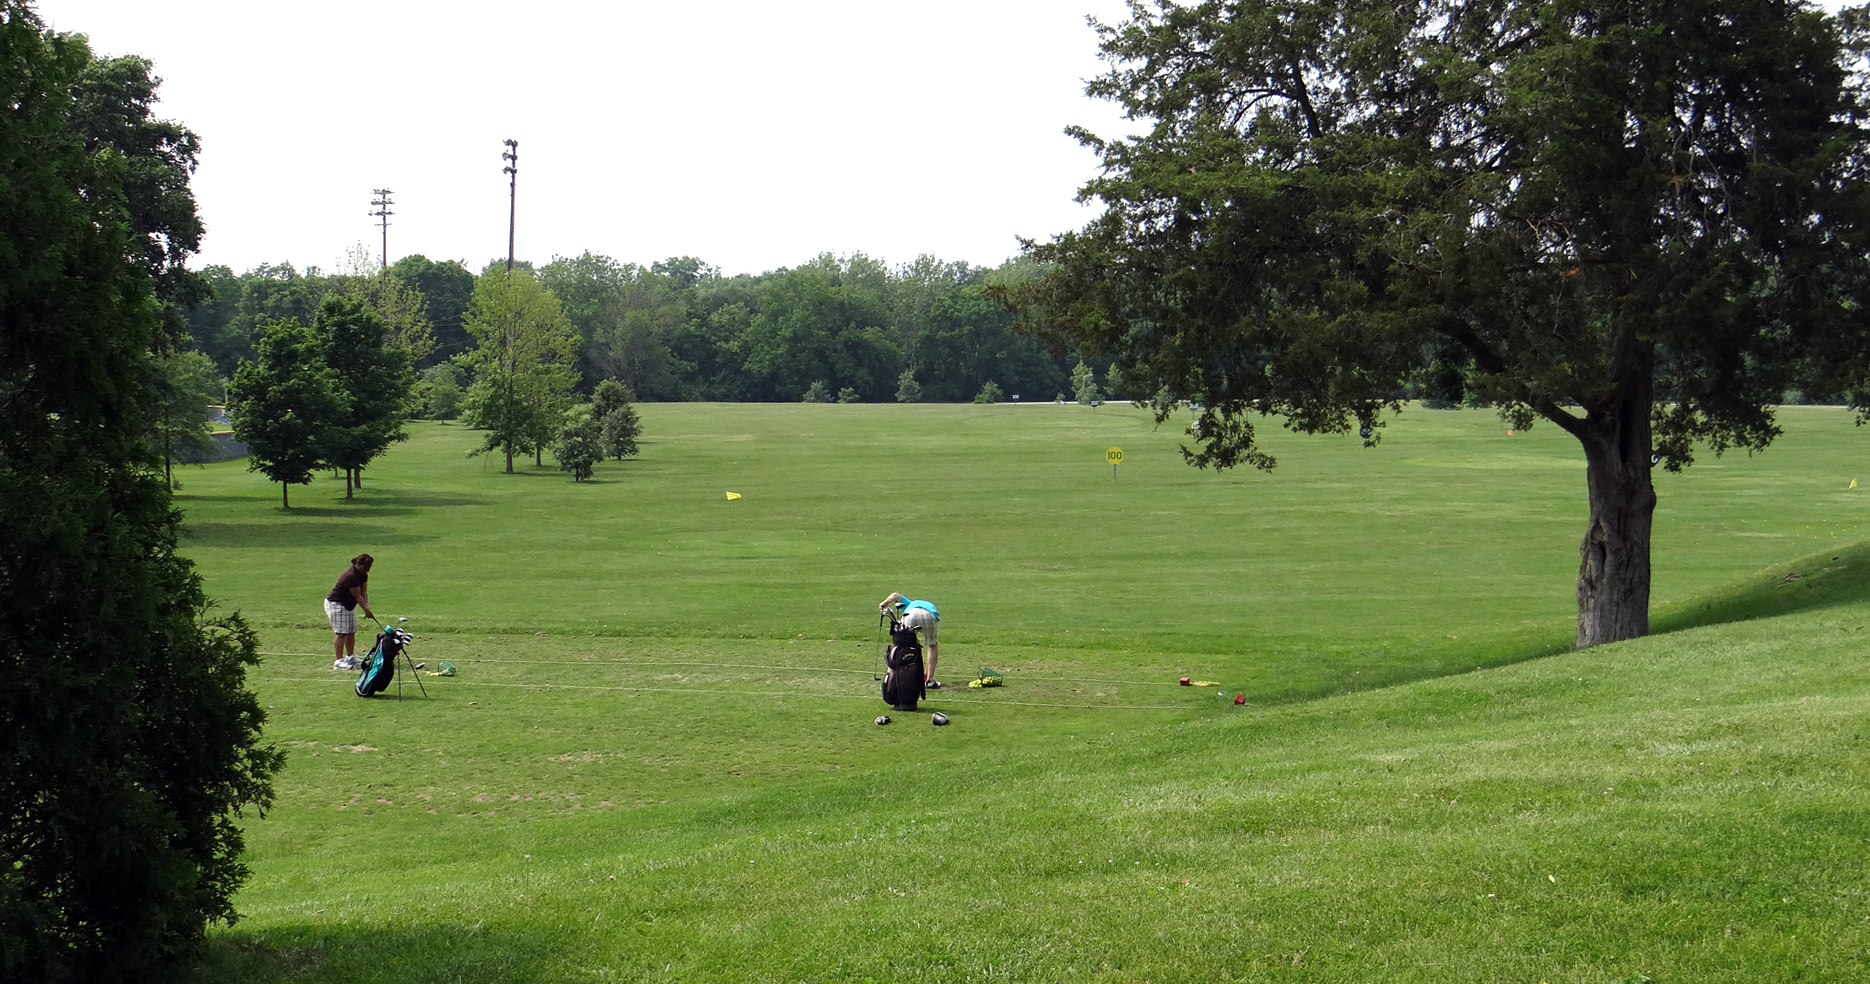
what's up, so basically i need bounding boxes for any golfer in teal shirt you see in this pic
[880,592,941,688]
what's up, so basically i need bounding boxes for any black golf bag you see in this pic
[354,625,408,697]
[880,615,925,711]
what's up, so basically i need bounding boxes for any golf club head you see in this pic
[398,616,408,622]
[874,715,891,726]
[931,712,949,726]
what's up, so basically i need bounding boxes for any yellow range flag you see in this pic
[725,491,742,500]
[1852,479,1859,489]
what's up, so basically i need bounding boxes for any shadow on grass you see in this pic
[193,923,576,984]
[1652,538,1870,635]
[182,522,438,548]
[177,491,490,511]
[1233,539,1870,710]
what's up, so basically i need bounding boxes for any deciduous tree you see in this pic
[553,406,602,482]
[69,50,206,350]
[148,348,222,488]
[462,270,576,473]
[227,319,344,507]
[389,254,475,365]
[315,296,414,497]
[329,246,437,368]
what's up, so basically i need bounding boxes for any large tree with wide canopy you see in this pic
[1008,0,1870,646]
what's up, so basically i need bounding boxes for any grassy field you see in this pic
[179,403,1870,982]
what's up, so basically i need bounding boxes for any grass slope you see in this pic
[176,404,1870,981]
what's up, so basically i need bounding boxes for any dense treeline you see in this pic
[185,250,1104,408]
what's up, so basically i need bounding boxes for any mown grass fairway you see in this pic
[183,404,1870,982]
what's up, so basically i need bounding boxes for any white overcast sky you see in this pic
[37,0,1137,277]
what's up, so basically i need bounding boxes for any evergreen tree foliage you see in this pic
[1102,362,1128,401]
[591,379,641,460]
[1008,0,1870,646]
[599,403,642,461]
[896,369,922,403]
[802,380,831,403]
[0,9,280,981]
[227,320,344,507]
[1071,360,1100,405]
[973,380,1004,405]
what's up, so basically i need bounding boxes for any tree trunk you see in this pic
[281,482,289,509]
[344,469,353,499]
[504,445,514,473]
[1573,376,1657,648]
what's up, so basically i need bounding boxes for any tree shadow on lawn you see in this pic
[176,492,491,511]
[193,922,578,984]
[1652,537,1870,636]
[182,522,439,549]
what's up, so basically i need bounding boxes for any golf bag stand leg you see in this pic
[403,650,427,697]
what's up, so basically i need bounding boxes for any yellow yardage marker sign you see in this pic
[1106,447,1124,464]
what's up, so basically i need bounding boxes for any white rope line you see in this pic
[264,676,1201,710]
[261,652,1199,688]
[466,658,1197,688]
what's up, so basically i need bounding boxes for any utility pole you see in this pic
[502,139,518,275]
[369,188,394,270]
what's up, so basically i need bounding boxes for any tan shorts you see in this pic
[325,599,357,634]
[901,607,937,647]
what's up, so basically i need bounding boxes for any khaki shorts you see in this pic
[901,606,937,647]
[325,599,357,634]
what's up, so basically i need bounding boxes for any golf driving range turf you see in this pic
[182,403,1870,982]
